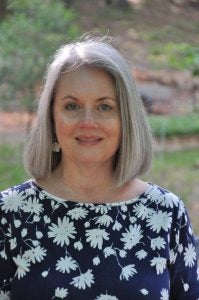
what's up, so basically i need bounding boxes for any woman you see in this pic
[0,34,198,300]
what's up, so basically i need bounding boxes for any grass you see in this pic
[143,149,199,235]
[0,144,28,190]
[0,144,199,234]
[149,113,199,137]
[145,149,199,203]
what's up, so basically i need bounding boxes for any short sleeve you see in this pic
[0,194,16,299]
[169,200,199,300]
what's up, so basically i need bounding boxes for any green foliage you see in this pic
[0,144,27,190]
[144,149,199,232]
[0,0,79,110]
[1,143,198,234]
[149,113,199,137]
[150,43,199,75]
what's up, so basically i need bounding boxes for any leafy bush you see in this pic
[150,42,199,75]
[149,113,199,137]
[0,144,27,190]
[0,0,79,110]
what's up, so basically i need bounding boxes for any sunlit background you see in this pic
[0,0,199,234]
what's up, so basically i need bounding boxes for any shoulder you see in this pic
[147,183,183,207]
[143,183,188,223]
[0,179,36,213]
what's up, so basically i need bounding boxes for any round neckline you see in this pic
[30,179,153,207]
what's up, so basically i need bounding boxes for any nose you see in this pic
[79,108,98,129]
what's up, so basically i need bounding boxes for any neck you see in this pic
[51,160,117,201]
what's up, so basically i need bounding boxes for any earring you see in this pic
[52,141,60,152]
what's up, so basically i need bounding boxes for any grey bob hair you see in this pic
[24,34,153,186]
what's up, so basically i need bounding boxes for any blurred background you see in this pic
[0,0,199,234]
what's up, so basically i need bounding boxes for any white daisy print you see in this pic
[52,287,68,299]
[120,264,137,281]
[150,237,166,250]
[86,229,109,249]
[112,221,122,231]
[48,217,76,247]
[147,187,164,203]
[41,268,50,277]
[90,205,110,214]
[160,288,169,300]
[121,205,128,212]
[1,217,7,225]
[182,279,189,292]
[13,254,30,279]
[1,180,198,299]
[135,249,147,260]
[22,197,43,215]
[0,249,7,260]
[184,243,196,267]
[67,207,88,220]
[129,216,137,223]
[121,224,143,250]
[0,290,11,300]
[178,243,183,254]
[44,215,51,224]
[146,211,172,233]
[169,249,177,264]
[36,229,43,239]
[14,219,21,228]
[140,289,149,295]
[84,221,90,228]
[150,257,167,275]
[70,269,94,290]
[177,200,185,219]
[33,215,40,222]
[103,246,116,258]
[1,190,24,212]
[9,238,17,250]
[161,193,179,208]
[56,255,78,273]
[93,256,100,265]
[133,203,154,220]
[94,215,113,227]
[24,246,47,263]
[119,250,127,258]
[95,293,118,300]
[74,240,83,251]
[21,228,27,238]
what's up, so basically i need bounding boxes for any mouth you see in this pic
[75,136,103,145]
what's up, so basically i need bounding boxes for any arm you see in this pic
[0,202,15,299]
[169,201,199,300]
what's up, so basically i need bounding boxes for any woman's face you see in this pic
[53,66,121,168]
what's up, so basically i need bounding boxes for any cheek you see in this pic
[105,119,121,141]
[55,117,74,138]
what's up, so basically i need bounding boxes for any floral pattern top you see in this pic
[0,179,199,300]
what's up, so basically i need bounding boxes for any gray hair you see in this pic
[24,34,153,186]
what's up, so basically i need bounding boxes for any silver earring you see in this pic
[52,141,60,152]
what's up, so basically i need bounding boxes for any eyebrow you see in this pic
[62,95,117,101]
[62,95,77,101]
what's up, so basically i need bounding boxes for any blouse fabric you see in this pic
[0,179,199,300]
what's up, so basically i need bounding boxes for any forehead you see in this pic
[56,66,115,92]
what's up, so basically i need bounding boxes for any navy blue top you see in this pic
[0,180,199,300]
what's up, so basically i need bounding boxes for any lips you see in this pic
[75,136,103,144]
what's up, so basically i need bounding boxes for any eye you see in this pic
[98,104,112,112]
[65,102,80,111]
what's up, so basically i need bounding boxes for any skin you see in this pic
[37,66,149,203]
[54,66,121,171]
